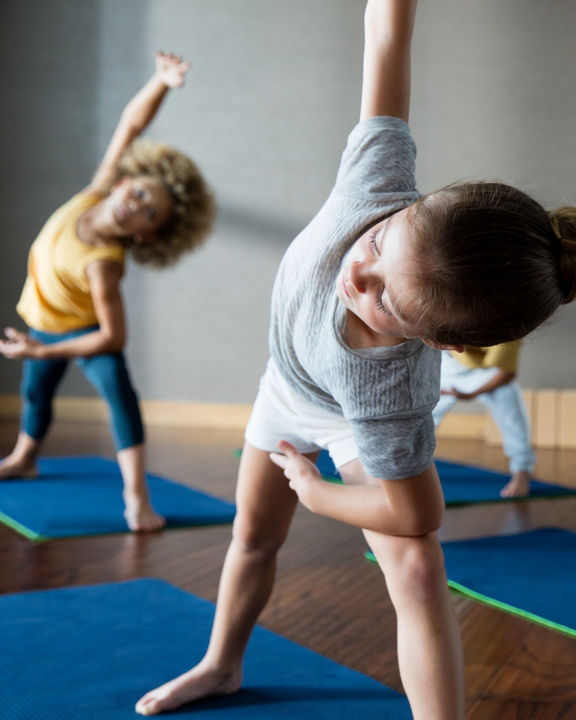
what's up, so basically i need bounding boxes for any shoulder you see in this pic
[76,189,107,206]
[85,256,125,286]
[335,116,418,201]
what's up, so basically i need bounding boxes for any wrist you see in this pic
[151,72,168,89]
[32,343,47,360]
[303,472,328,513]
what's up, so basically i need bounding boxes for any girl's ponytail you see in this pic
[549,206,576,304]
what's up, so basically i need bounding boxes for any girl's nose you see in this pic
[349,261,369,293]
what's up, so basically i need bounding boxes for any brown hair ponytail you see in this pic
[549,206,576,304]
[403,183,573,346]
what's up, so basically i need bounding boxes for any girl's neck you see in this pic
[76,201,124,247]
[345,310,407,349]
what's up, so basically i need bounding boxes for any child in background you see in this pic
[136,1,576,717]
[433,342,536,497]
[0,52,215,532]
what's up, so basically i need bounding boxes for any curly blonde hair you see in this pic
[115,139,216,268]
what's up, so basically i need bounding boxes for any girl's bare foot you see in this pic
[135,661,242,716]
[123,496,166,532]
[0,455,38,479]
[500,470,531,498]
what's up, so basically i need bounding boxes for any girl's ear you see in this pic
[422,339,466,353]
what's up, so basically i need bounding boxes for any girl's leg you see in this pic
[479,382,535,497]
[135,442,303,716]
[117,443,165,532]
[77,352,163,532]
[0,431,41,478]
[339,460,465,720]
[365,529,465,720]
[0,355,68,478]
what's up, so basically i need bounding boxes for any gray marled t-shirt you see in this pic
[269,116,440,480]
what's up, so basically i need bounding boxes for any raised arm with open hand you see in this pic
[87,51,191,195]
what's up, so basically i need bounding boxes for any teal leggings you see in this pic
[21,327,144,451]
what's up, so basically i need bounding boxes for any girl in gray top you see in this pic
[137,1,576,718]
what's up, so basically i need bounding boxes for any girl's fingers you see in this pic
[4,327,22,340]
[269,452,287,469]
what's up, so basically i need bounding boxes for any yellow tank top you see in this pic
[17,193,125,332]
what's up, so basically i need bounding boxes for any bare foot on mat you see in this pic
[135,661,242,716]
[500,470,531,498]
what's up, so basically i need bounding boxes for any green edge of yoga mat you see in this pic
[364,549,576,639]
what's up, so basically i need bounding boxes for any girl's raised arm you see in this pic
[86,52,191,195]
[359,0,418,122]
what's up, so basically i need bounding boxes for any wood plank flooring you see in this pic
[0,418,575,719]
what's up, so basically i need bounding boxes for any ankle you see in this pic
[201,658,243,690]
[123,489,149,506]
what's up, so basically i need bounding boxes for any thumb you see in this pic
[277,440,297,455]
[4,326,20,340]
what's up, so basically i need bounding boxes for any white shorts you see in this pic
[245,357,358,471]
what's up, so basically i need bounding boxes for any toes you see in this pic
[135,697,156,716]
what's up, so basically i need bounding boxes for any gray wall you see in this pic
[1,0,575,406]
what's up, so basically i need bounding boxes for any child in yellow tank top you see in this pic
[17,192,125,332]
[0,52,215,533]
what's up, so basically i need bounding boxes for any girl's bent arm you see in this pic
[271,442,444,537]
[0,261,126,361]
[86,52,191,196]
[360,0,418,122]
[444,369,515,401]
[42,260,126,358]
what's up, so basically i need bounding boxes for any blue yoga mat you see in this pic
[0,579,412,719]
[442,528,576,638]
[435,458,576,505]
[316,450,576,505]
[366,527,576,638]
[0,456,236,541]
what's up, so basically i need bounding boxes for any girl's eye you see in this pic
[146,208,157,221]
[133,188,144,199]
[369,233,380,255]
[376,292,391,315]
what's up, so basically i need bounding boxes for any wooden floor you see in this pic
[1,417,575,719]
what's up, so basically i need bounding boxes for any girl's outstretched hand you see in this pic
[270,440,323,510]
[0,327,43,360]
[155,51,191,88]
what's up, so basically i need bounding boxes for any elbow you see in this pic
[415,490,445,535]
[398,501,444,538]
[411,510,443,537]
[100,331,125,354]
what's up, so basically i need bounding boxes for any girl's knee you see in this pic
[232,514,287,557]
[373,535,447,601]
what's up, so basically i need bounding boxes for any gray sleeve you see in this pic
[351,411,436,480]
[334,116,418,202]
